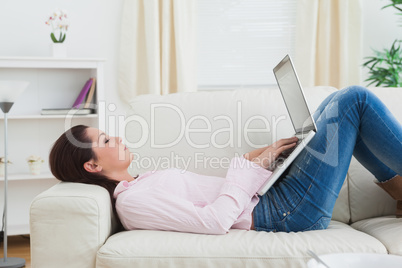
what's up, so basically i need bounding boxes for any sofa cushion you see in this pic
[351,216,402,255]
[331,177,350,223]
[125,86,338,177]
[347,87,402,222]
[126,88,291,177]
[348,157,396,223]
[96,221,386,268]
[124,87,336,176]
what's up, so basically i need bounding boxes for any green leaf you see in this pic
[382,0,402,12]
[50,33,58,43]
[60,34,66,43]
[362,39,402,87]
[382,4,394,9]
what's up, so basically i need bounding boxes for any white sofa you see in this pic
[30,86,402,268]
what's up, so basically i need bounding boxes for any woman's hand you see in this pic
[243,146,271,162]
[249,137,298,169]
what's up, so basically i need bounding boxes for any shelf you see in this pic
[0,57,106,69]
[0,57,104,235]
[0,172,56,181]
[0,114,99,120]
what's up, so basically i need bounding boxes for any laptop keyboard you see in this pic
[267,138,302,171]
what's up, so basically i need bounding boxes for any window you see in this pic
[197,0,297,89]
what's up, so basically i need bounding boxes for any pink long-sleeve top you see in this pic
[113,156,272,235]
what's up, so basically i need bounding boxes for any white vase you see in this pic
[51,43,67,58]
[28,162,42,175]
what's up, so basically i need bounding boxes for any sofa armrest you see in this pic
[30,182,117,268]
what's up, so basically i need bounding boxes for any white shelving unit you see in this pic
[0,57,105,235]
[0,114,99,120]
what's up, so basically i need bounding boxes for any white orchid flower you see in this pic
[46,8,69,43]
[26,155,44,163]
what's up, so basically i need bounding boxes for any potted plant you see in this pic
[26,155,45,175]
[45,9,69,57]
[0,157,12,177]
[363,0,402,87]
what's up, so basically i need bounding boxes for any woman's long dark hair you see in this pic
[49,125,121,225]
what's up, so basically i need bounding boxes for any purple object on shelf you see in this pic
[72,78,93,108]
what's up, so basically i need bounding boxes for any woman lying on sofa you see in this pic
[49,86,402,235]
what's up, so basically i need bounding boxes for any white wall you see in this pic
[0,0,400,111]
[363,0,402,57]
[362,0,402,85]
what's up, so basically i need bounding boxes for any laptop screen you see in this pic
[273,55,316,134]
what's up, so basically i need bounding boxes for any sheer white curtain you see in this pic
[118,0,197,101]
[295,0,363,89]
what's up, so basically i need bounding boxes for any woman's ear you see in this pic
[84,160,103,173]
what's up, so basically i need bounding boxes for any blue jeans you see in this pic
[253,86,402,232]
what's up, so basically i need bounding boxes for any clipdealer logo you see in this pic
[63,98,341,170]
[120,101,288,149]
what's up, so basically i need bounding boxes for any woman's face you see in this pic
[86,127,133,174]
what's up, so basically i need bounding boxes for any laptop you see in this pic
[257,54,317,196]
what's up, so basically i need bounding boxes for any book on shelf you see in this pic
[41,77,97,115]
[72,78,93,108]
[41,108,93,115]
[84,77,96,108]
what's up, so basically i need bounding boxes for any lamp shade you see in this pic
[0,81,29,113]
[0,80,29,103]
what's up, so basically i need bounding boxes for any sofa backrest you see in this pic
[125,86,337,175]
[125,86,401,224]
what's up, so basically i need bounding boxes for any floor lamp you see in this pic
[0,81,29,268]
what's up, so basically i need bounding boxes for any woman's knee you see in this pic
[336,85,372,106]
[343,85,374,97]
[341,85,370,96]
